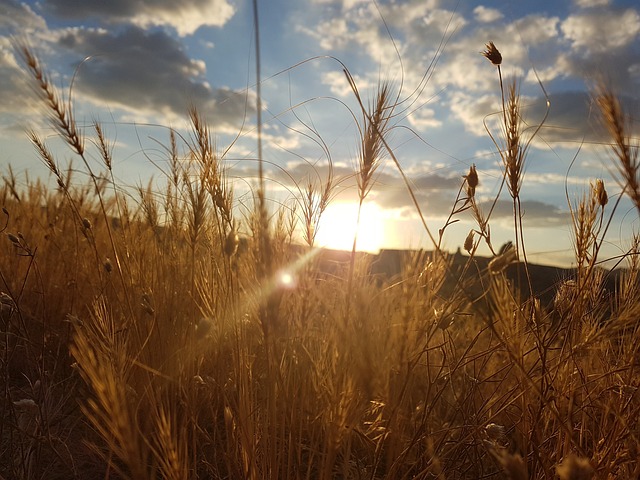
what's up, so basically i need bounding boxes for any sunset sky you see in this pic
[1,0,639,266]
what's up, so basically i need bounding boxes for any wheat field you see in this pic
[1,41,639,479]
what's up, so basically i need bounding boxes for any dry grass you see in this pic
[0,43,639,480]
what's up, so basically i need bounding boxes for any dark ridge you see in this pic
[307,246,622,307]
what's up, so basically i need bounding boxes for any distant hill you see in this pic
[308,247,621,307]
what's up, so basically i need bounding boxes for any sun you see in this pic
[315,202,386,253]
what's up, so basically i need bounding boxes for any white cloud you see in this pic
[0,0,47,32]
[314,17,350,50]
[407,106,441,130]
[561,9,640,52]
[508,15,560,45]
[44,0,235,36]
[524,53,572,83]
[474,6,504,23]
[322,70,371,97]
[449,91,500,137]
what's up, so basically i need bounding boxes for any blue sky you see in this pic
[1,0,639,266]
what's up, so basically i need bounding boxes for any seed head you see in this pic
[482,42,502,66]
[485,423,507,446]
[0,292,15,307]
[464,230,475,253]
[7,233,20,246]
[13,398,38,413]
[466,164,479,189]
[593,179,608,207]
[465,164,479,197]
[82,218,92,229]
[104,258,113,273]
[64,314,84,327]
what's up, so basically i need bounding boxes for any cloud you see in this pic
[561,9,640,53]
[43,0,235,36]
[0,42,33,116]
[411,173,461,191]
[257,157,466,216]
[477,199,569,227]
[525,90,640,145]
[56,26,254,128]
[0,0,47,33]
[219,156,572,229]
[406,106,441,129]
[321,70,371,97]
[574,0,611,6]
[473,6,503,23]
[449,91,500,137]
[508,14,560,45]
[449,84,640,147]
[295,0,640,152]
[0,0,47,118]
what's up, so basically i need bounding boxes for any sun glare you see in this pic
[315,202,385,253]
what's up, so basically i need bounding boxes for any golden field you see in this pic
[1,43,639,479]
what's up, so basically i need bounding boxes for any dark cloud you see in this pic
[377,188,458,216]
[237,158,569,228]
[45,0,137,18]
[523,90,640,145]
[237,158,465,214]
[476,199,569,227]
[270,163,462,195]
[0,60,32,116]
[57,26,254,127]
[43,0,235,35]
[411,173,462,191]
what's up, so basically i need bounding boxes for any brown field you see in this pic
[1,43,639,479]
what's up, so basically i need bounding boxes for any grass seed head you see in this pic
[465,164,479,197]
[464,230,475,253]
[0,292,14,307]
[485,423,507,445]
[7,233,21,246]
[13,398,38,413]
[482,41,502,66]
[593,178,608,208]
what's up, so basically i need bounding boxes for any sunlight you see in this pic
[315,202,385,253]
[277,270,296,289]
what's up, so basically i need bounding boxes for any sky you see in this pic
[1,0,639,267]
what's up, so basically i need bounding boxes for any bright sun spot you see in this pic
[315,202,385,252]
[278,271,295,288]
